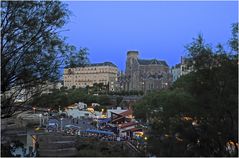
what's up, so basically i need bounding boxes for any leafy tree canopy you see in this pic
[134,23,238,157]
[1,1,88,118]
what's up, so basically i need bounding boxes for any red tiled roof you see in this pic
[122,128,142,132]
[111,116,125,123]
[119,122,138,128]
[119,108,133,117]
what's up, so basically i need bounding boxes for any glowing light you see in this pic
[87,108,94,113]
[176,136,183,142]
[135,132,144,137]
[35,127,40,131]
[164,134,170,138]
[101,114,107,118]
[192,121,199,126]
[144,137,148,140]
[181,116,193,121]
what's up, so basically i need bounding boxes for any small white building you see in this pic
[66,108,93,118]
[76,102,87,110]
[171,56,194,82]
[171,64,181,82]
[118,122,138,137]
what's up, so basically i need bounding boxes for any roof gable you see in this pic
[138,59,168,66]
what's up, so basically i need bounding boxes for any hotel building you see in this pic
[63,62,118,91]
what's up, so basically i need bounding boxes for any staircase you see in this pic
[38,133,77,156]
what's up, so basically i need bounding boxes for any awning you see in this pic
[98,118,111,123]
[81,129,114,135]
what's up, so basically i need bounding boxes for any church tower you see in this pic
[125,51,140,91]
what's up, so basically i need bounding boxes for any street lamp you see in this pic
[60,118,63,131]
[42,115,45,125]
[39,114,42,127]
[47,108,50,121]
[58,105,61,113]
[33,107,36,114]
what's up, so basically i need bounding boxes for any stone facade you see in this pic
[171,56,194,82]
[63,62,118,91]
[171,63,181,82]
[123,51,172,92]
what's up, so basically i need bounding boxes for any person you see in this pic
[22,148,26,156]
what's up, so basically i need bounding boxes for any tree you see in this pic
[67,47,90,68]
[134,25,238,156]
[1,1,73,118]
[229,23,238,52]
[116,96,123,106]
[97,95,111,106]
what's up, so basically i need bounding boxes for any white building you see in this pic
[171,57,194,82]
[171,64,181,82]
[65,104,102,119]
[66,108,94,118]
[63,62,118,91]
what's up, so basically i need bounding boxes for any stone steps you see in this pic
[38,147,78,157]
[38,134,77,156]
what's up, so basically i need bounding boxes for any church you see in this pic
[122,51,172,92]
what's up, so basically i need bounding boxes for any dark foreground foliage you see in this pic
[134,23,238,157]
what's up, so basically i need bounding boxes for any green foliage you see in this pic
[134,26,238,156]
[109,90,144,96]
[88,83,109,95]
[133,89,195,122]
[229,23,238,52]
[75,137,138,157]
[96,95,111,106]
[30,88,112,109]
[116,96,123,106]
[67,47,90,68]
[0,1,83,118]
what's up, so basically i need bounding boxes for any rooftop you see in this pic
[138,59,168,67]
[119,121,138,128]
[127,51,139,55]
[87,62,117,68]
[65,62,117,69]
[118,108,133,117]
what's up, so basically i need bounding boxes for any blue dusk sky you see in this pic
[61,1,238,71]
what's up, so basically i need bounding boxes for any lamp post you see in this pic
[33,107,36,114]
[39,114,42,127]
[42,115,44,125]
[47,108,50,121]
[60,118,63,131]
